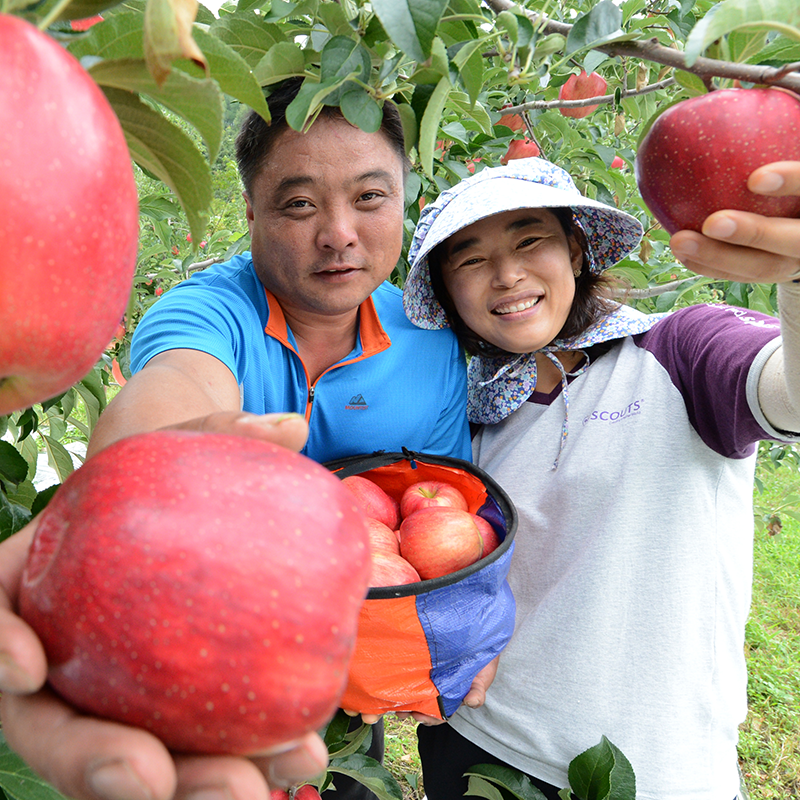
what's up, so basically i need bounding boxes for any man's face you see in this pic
[244,115,406,320]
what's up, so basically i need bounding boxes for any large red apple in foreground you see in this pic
[0,15,138,415]
[400,480,469,518]
[635,87,800,234]
[341,475,401,529]
[398,507,483,580]
[18,431,371,755]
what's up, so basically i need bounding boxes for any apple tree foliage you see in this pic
[2,0,800,796]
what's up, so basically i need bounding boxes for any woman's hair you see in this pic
[427,207,618,358]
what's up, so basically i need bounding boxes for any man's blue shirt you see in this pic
[131,254,471,464]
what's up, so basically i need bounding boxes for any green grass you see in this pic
[383,462,800,799]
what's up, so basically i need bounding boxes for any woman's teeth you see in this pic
[494,297,539,315]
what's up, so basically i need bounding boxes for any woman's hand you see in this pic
[669,161,800,284]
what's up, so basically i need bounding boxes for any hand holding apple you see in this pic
[0,413,344,800]
[669,160,800,285]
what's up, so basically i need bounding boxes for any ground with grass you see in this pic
[383,462,800,800]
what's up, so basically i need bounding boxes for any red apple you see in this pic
[400,480,469,519]
[370,550,421,587]
[270,792,290,800]
[501,137,541,165]
[70,14,103,30]
[18,430,372,755]
[341,475,400,530]
[497,107,525,131]
[294,787,322,800]
[398,507,483,580]
[610,156,624,169]
[366,517,400,556]
[0,15,138,416]
[472,515,501,558]
[635,87,800,234]
[558,70,607,118]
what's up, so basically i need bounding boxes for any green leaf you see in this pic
[565,0,624,56]
[253,41,306,86]
[285,77,350,131]
[209,14,287,69]
[371,0,449,63]
[67,11,147,60]
[418,77,452,176]
[0,441,29,486]
[88,58,224,162]
[106,88,212,245]
[465,776,506,800]
[463,764,549,800]
[192,28,271,122]
[317,1,358,38]
[41,436,76,483]
[0,493,32,543]
[0,733,67,800]
[567,736,636,800]
[684,0,800,67]
[327,754,403,800]
[139,194,182,221]
[448,92,493,135]
[452,38,485,107]
[340,88,383,132]
[328,717,373,758]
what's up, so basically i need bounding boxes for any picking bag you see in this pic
[326,449,517,720]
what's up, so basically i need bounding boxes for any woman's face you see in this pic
[439,208,583,354]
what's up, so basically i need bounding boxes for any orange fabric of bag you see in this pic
[339,594,442,718]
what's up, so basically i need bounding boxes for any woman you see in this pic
[402,157,800,800]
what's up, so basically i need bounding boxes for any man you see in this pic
[0,77,472,800]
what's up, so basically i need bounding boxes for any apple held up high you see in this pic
[557,70,608,118]
[18,431,372,755]
[634,87,800,234]
[399,507,484,581]
[0,14,138,416]
[400,479,469,518]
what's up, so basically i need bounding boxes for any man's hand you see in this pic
[0,411,331,800]
[669,161,800,284]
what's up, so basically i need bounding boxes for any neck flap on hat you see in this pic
[467,304,666,469]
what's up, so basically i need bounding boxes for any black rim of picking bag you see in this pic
[326,447,517,600]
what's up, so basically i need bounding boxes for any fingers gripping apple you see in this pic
[18,431,372,755]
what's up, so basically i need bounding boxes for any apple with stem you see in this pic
[400,480,469,519]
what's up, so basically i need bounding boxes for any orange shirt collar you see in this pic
[263,288,391,356]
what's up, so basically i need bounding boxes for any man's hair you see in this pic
[428,207,618,358]
[235,77,410,197]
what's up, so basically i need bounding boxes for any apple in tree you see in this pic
[366,517,400,556]
[501,138,541,165]
[370,550,421,587]
[472,514,501,558]
[634,87,800,234]
[398,507,483,580]
[18,430,372,755]
[497,106,525,131]
[610,156,624,169]
[558,70,607,118]
[400,480,469,518]
[341,475,400,530]
[0,15,138,415]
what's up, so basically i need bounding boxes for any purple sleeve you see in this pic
[634,304,781,458]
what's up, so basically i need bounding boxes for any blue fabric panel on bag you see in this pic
[414,543,516,717]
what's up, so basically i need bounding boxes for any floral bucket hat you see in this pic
[404,157,644,330]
